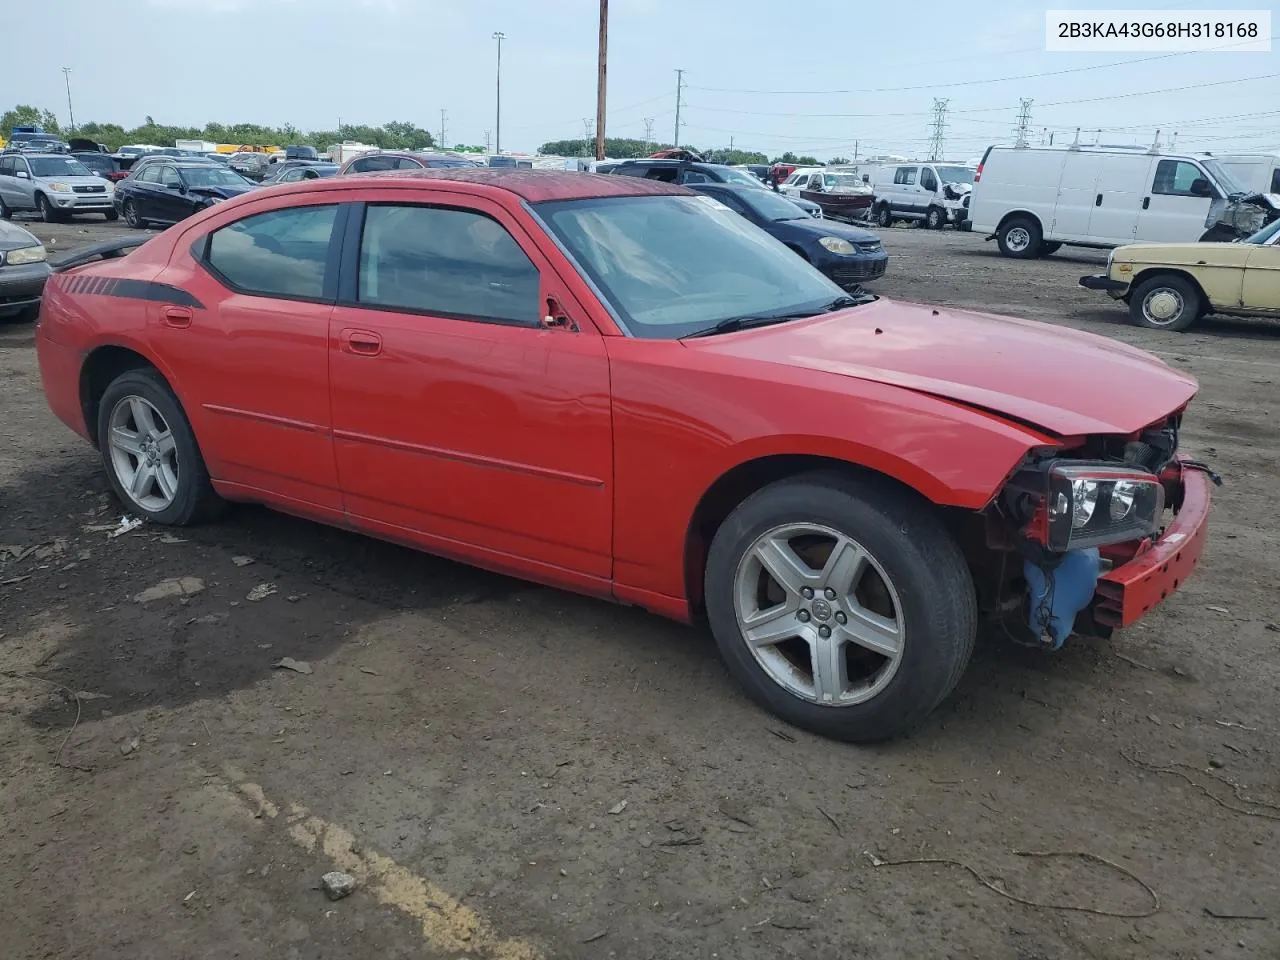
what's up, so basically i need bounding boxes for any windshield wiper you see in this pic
[824,293,873,310]
[681,312,801,339]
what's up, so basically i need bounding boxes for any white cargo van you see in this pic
[869,161,976,229]
[1216,153,1280,197]
[969,144,1277,258]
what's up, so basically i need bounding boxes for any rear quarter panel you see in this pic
[605,338,1056,609]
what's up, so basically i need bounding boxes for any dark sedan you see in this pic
[259,161,339,185]
[0,220,50,322]
[114,162,256,229]
[689,183,888,289]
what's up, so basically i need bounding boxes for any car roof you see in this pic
[285,168,691,202]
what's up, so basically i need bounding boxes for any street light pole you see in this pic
[492,31,506,155]
[61,67,75,134]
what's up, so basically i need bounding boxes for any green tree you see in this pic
[2,104,60,136]
[538,137,674,158]
[829,156,851,165]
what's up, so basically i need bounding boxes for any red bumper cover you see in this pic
[1093,459,1211,628]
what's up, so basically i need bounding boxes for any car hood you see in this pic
[0,220,42,252]
[190,184,256,199]
[776,217,879,243]
[686,298,1197,436]
[38,175,112,189]
[1112,241,1253,267]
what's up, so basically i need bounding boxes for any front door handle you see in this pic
[1142,196,1151,210]
[162,306,192,328]
[341,328,382,356]
[1095,193,1103,206]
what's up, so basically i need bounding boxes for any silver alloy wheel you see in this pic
[1141,287,1184,326]
[733,522,905,706]
[1004,225,1031,252]
[107,395,180,513]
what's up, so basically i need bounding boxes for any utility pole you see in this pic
[1014,98,1033,148]
[492,31,506,154]
[928,98,949,161]
[61,67,75,134]
[673,69,685,150]
[853,139,859,163]
[642,117,654,154]
[484,130,492,153]
[595,0,608,160]
[439,109,447,150]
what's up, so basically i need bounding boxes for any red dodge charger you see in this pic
[35,170,1213,741]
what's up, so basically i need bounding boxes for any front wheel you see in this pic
[704,472,976,742]
[104,209,119,222]
[1129,274,1202,332]
[97,368,225,525]
[924,206,944,229]
[876,204,892,228]
[123,199,146,229]
[36,194,61,223]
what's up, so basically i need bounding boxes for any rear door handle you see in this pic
[1095,193,1103,206]
[162,306,192,328]
[1142,196,1151,209]
[341,328,382,356]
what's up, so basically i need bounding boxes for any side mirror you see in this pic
[1190,178,1211,197]
[16,170,29,179]
[175,182,188,194]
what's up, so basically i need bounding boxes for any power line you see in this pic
[686,35,1276,96]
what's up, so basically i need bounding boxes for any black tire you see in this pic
[36,194,61,223]
[123,199,146,229]
[104,209,119,222]
[924,206,944,230]
[1039,241,1062,255]
[704,471,976,743]
[876,204,892,228]
[96,368,225,525]
[0,194,10,219]
[1128,274,1202,332]
[996,215,1042,258]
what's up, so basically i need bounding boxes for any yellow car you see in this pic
[1080,218,1280,331]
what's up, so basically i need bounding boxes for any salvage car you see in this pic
[0,220,49,322]
[35,170,1213,742]
[1079,217,1280,331]
[259,161,339,185]
[339,151,481,175]
[114,161,255,228]
[611,160,822,217]
[689,182,887,288]
[0,153,117,222]
[779,168,874,221]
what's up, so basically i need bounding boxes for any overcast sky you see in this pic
[9,0,1279,160]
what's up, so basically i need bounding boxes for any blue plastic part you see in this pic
[1024,548,1102,649]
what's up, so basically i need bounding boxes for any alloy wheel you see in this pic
[107,395,180,513]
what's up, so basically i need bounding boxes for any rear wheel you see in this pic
[123,199,146,229]
[97,368,225,525]
[0,194,10,219]
[704,472,976,742]
[924,206,944,229]
[876,204,892,228]
[996,215,1042,258]
[1129,274,1201,332]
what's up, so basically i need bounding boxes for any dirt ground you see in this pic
[3,214,1278,960]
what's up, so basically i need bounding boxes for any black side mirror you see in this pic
[175,182,188,194]
[1190,178,1211,197]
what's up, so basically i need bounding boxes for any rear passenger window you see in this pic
[351,156,397,173]
[394,157,424,170]
[356,205,539,325]
[681,171,711,184]
[205,205,338,300]
[894,167,917,185]
[644,168,678,183]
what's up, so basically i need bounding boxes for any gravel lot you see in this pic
[3,216,1278,960]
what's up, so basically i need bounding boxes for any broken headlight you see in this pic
[1044,463,1164,551]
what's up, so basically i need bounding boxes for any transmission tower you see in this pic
[642,117,655,153]
[928,98,949,161]
[1014,98,1033,148]
[583,118,595,155]
[674,69,685,149]
[439,109,447,150]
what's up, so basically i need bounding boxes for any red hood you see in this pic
[686,299,1198,436]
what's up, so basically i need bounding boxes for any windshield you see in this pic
[718,167,763,187]
[535,195,845,338]
[74,154,114,172]
[182,166,250,187]
[1245,218,1280,245]
[737,187,812,221]
[823,173,865,190]
[1202,158,1248,196]
[29,157,91,177]
[935,166,975,183]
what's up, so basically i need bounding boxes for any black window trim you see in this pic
[335,199,543,329]
[194,201,348,305]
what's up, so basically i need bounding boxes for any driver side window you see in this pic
[159,166,181,188]
[1152,160,1209,197]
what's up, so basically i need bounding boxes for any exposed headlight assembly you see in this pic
[1043,463,1164,550]
[4,244,48,265]
[818,236,857,255]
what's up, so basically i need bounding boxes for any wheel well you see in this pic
[996,210,1041,234]
[785,243,810,261]
[1129,267,1208,310]
[682,455,933,620]
[79,346,157,445]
